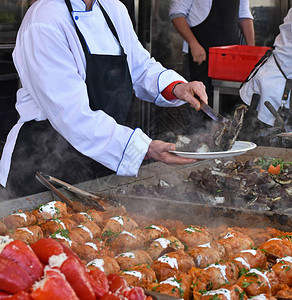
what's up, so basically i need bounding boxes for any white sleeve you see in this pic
[113,2,187,106]
[169,0,194,18]
[14,22,151,177]
[239,0,253,19]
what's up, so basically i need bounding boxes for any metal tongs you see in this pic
[197,97,229,123]
[264,101,292,132]
[35,171,106,211]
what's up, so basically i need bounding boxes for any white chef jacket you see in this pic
[169,0,253,52]
[0,0,187,187]
[240,8,292,126]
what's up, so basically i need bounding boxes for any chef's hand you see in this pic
[172,81,208,111]
[190,43,206,65]
[146,140,197,164]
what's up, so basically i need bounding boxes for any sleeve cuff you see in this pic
[116,128,152,176]
[169,13,187,21]
[161,80,185,100]
[155,70,187,107]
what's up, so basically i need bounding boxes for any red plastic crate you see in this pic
[208,45,270,82]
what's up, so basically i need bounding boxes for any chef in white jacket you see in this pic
[240,8,292,128]
[0,0,207,198]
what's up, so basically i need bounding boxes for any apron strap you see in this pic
[240,47,274,88]
[273,54,288,79]
[273,54,292,124]
[64,0,125,54]
[97,1,121,46]
[64,0,90,54]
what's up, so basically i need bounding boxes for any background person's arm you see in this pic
[171,16,206,65]
[239,18,255,46]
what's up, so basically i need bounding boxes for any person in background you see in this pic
[0,0,208,198]
[239,8,292,141]
[169,0,255,106]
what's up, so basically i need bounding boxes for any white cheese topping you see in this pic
[33,267,66,291]
[277,256,292,264]
[85,242,98,251]
[123,271,142,279]
[77,225,93,239]
[116,252,135,259]
[39,201,58,216]
[49,253,68,268]
[206,264,227,281]
[87,259,104,272]
[223,232,234,239]
[0,236,13,253]
[248,269,271,289]
[18,227,34,235]
[148,225,162,231]
[54,219,66,229]
[203,288,231,300]
[267,238,281,242]
[160,277,180,288]
[155,238,170,249]
[184,226,202,233]
[196,254,204,266]
[79,212,93,221]
[198,242,211,248]
[52,233,72,246]
[158,255,178,269]
[120,231,136,239]
[240,249,257,256]
[234,257,251,270]
[111,216,124,226]
[12,212,27,221]
[250,295,269,300]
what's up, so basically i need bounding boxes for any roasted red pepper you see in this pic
[124,287,147,300]
[60,255,95,300]
[107,274,129,296]
[87,269,109,298]
[1,240,43,282]
[3,291,33,300]
[0,256,34,293]
[100,293,121,300]
[60,243,85,269]
[30,238,64,265]
[31,268,78,300]
[0,291,10,300]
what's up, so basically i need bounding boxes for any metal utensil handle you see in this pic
[43,174,106,211]
[35,171,75,208]
[264,101,286,127]
[45,174,103,201]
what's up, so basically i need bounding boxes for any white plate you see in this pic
[170,141,257,159]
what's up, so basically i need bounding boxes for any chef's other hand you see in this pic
[190,43,206,65]
[172,81,208,111]
[146,140,197,165]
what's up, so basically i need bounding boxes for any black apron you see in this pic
[6,0,133,198]
[189,0,240,104]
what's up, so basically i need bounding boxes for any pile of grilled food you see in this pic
[188,156,292,211]
[0,199,292,299]
[131,156,292,212]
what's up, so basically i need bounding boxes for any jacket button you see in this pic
[75,16,79,20]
